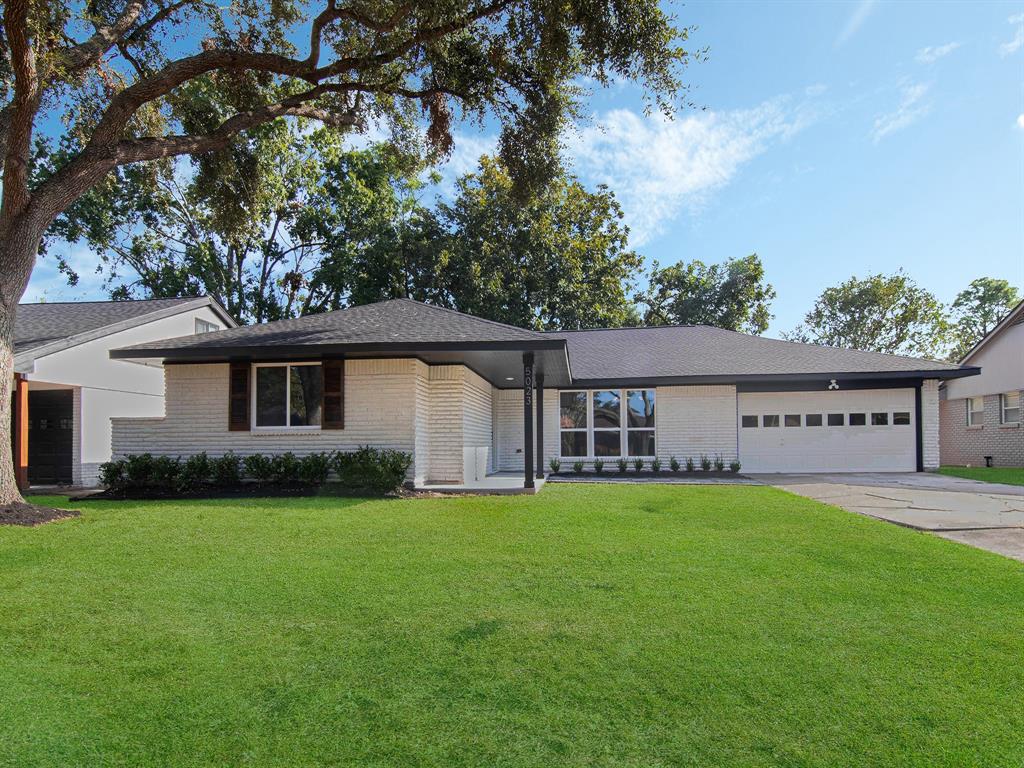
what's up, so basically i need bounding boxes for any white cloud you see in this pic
[23,243,109,303]
[1000,13,1024,56]
[835,0,878,47]
[1016,113,1024,130]
[564,97,817,246]
[871,82,931,143]
[915,41,961,63]
[804,83,828,97]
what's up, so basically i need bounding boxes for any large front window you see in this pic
[559,389,655,457]
[254,363,322,429]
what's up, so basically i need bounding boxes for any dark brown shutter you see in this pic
[228,361,251,431]
[322,358,345,429]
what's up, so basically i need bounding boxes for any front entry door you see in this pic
[28,390,73,485]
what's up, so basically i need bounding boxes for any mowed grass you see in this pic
[1,485,1022,768]
[939,465,1024,486]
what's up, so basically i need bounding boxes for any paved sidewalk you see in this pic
[755,473,1024,561]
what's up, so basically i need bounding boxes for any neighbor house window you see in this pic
[966,396,984,426]
[558,389,656,457]
[559,391,588,457]
[1001,392,1020,425]
[253,363,322,429]
[195,318,219,334]
[626,390,655,456]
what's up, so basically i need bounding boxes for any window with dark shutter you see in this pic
[322,358,344,429]
[228,361,251,431]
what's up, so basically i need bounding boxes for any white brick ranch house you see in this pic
[109,298,979,489]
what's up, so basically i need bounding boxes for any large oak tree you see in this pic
[0,0,698,503]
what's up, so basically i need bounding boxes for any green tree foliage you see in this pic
[785,271,949,359]
[434,156,644,329]
[639,254,775,334]
[948,277,1020,361]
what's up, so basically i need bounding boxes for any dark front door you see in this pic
[28,390,73,485]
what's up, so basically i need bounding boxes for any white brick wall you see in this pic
[922,378,940,470]
[426,366,464,483]
[493,388,558,472]
[113,359,422,478]
[657,385,738,464]
[462,370,493,482]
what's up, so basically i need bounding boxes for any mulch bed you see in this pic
[551,471,745,480]
[77,484,401,501]
[0,502,80,526]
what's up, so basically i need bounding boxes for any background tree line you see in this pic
[51,124,1018,363]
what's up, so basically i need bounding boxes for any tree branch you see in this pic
[1,0,40,227]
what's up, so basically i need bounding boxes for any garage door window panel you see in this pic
[784,414,801,427]
[806,414,823,427]
[827,413,844,426]
[849,413,866,426]
[741,415,758,428]
[763,415,780,428]
[893,411,910,425]
[871,413,888,426]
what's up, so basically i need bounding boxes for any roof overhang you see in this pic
[568,367,981,390]
[110,339,573,388]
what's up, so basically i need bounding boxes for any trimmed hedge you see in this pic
[99,448,412,495]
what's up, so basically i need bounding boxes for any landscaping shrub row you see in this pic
[99,448,412,495]
[550,454,742,474]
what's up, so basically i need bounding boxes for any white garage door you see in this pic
[738,389,916,473]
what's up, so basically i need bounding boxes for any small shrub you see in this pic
[617,458,628,473]
[333,447,412,492]
[549,458,561,473]
[125,453,156,488]
[243,453,275,483]
[271,452,302,484]
[651,458,661,473]
[700,454,712,472]
[670,456,680,472]
[685,457,695,472]
[151,455,181,489]
[714,454,725,472]
[593,458,604,474]
[632,457,644,472]
[298,452,333,485]
[99,459,127,491]
[729,459,742,474]
[572,460,585,474]
[211,452,242,486]
[177,452,211,491]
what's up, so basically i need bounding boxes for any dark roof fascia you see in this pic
[565,367,980,390]
[16,296,237,369]
[109,337,567,361]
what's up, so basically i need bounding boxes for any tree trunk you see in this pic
[0,223,43,505]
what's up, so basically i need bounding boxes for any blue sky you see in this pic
[26,0,1024,338]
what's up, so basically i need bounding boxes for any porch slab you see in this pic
[416,472,545,495]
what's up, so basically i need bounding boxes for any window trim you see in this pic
[1000,392,1020,425]
[251,361,323,432]
[558,390,589,458]
[195,318,220,334]
[966,396,984,427]
[624,390,656,457]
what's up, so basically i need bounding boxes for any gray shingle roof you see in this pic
[546,325,967,382]
[113,298,552,355]
[15,297,213,354]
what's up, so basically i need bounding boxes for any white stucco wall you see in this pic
[27,305,227,485]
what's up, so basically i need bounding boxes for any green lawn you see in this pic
[2,485,1022,767]
[939,465,1024,486]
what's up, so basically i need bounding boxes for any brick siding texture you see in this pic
[922,379,941,470]
[940,389,1024,467]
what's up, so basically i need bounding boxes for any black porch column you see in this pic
[523,352,535,489]
[535,373,545,479]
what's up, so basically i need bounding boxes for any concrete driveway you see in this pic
[755,473,1024,561]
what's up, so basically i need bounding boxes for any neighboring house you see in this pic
[109,298,978,489]
[940,300,1024,467]
[13,297,236,486]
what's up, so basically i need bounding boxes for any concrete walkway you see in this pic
[755,473,1024,561]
